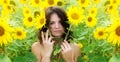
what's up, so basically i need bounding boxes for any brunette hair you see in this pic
[38,6,72,43]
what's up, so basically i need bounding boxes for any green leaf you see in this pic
[109,54,120,62]
[13,56,26,62]
[53,44,61,56]
[23,52,37,62]
[13,52,37,62]
[0,55,11,62]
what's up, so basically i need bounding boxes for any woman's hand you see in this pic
[61,40,74,62]
[40,30,55,57]
[31,30,54,62]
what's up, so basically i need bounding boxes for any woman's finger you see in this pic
[41,31,45,42]
[48,36,53,43]
[64,40,71,48]
[61,45,65,52]
[51,40,55,45]
[46,30,48,41]
[62,42,68,50]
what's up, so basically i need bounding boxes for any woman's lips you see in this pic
[54,30,61,33]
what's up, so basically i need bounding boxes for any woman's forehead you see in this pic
[50,13,61,22]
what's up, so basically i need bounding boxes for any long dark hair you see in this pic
[38,6,72,43]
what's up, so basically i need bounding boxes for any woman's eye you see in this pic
[50,22,54,25]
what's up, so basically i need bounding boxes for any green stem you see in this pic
[65,24,72,40]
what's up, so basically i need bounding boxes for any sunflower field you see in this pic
[0,0,120,62]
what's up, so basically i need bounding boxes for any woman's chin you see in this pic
[52,34,62,37]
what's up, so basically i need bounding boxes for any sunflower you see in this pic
[2,4,14,14]
[110,0,120,5]
[13,27,26,40]
[89,7,97,17]
[94,27,107,40]
[108,20,120,46]
[22,7,31,17]
[67,6,84,26]
[34,11,41,18]
[77,0,90,8]
[92,0,101,4]
[109,11,119,21]
[56,0,65,7]
[30,0,42,7]
[0,10,10,21]
[23,15,35,28]
[44,0,57,7]
[0,20,13,46]
[0,0,10,6]
[86,15,97,27]
[35,11,46,29]
[19,0,28,4]
[107,4,117,15]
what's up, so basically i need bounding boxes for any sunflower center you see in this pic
[17,31,22,36]
[26,10,29,14]
[98,31,103,36]
[35,0,39,4]
[7,5,11,10]
[115,26,120,36]
[109,5,113,10]
[23,0,26,1]
[28,17,32,22]
[34,11,40,17]
[48,0,54,5]
[81,0,85,4]
[40,18,44,24]
[88,17,92,22]
[91,10,94,14]
[57,1,63,6]
[3,0,7,4]
[0,26,5,36]
[104,1,110,6]
[113,0,116,4]
[71,13,79,20]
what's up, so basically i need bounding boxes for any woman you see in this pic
[31,6,81,62]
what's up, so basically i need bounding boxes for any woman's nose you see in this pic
[55,23,60,28]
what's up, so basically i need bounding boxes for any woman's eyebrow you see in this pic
[50,21,55,22]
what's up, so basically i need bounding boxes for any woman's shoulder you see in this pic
[31,41,41,52]
[32,41,40,48]
[31,41,42,61]
[32,41,40,47]
[71,43,81,56]
[71,43,80,49]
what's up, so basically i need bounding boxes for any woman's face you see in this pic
[49,13,64,37]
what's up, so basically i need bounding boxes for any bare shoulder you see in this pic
[71,43,80,49]
[71,43,81,56]
[32,41,41,48]
[31,41,42,61]
[31,41,41,54]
